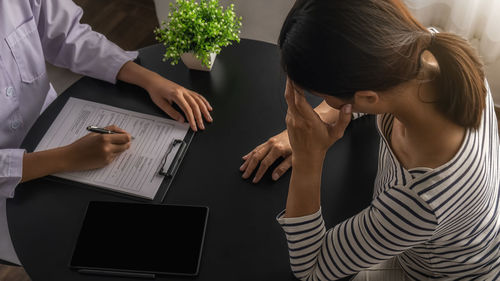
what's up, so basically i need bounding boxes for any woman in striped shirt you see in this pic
[240,0,499,280]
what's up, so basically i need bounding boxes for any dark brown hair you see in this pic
[279,0,486,129]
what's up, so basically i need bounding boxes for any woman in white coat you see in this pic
[0,0,213,264]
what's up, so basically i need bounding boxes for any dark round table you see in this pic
[7,39,380,281]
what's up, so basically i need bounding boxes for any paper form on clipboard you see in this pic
[35,97,190,199]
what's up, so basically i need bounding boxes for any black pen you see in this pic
[86,126,135,140]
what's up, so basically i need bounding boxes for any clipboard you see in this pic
[153,130,194,202]
[44,130,194,203]
[34,97,195,203]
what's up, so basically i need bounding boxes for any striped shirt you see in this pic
[277,84,500,280]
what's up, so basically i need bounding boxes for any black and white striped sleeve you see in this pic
[277,186,438,280]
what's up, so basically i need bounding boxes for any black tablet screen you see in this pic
[70,201,208,276]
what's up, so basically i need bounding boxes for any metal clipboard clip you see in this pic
[158,139,187,177]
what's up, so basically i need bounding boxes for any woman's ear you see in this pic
[353,90,379,109]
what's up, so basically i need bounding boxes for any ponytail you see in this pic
[428,32,486,129]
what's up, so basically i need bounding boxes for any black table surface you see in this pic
[7,39,380,281]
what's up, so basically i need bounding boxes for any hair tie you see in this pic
[427,27,439,46]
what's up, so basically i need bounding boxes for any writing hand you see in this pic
[64,125,132,171]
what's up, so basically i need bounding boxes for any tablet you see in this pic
[70,201,209,276]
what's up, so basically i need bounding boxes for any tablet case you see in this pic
[70,202,209,277]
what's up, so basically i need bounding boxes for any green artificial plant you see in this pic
[154,0,242,67]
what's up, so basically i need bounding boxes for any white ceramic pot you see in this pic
[180,52,216,71]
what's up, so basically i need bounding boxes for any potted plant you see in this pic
[154,0,242,71]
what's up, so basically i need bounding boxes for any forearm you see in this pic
[21,147,71,182]
[117,61,162,92]
[284,155,324,218]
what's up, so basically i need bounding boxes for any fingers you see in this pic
[185,94,205,130]
[293,86,316,116]
[241,142,266,162]
[240,132,292,183]
[108,133,131,144]
[252,147,287,183]
[240,148,259,170]
[242,151,253,160]
[186,91,213,129]
[109,142,131,153]
[285,79,316,122]
[241,144,271,179]
[104,125,125,133]
[329,104,352,140]
[193,93,213,123]
[192,90,213,112]
[173,91,212,132]
[154,98,186,123]
[284,79,299,116]
[148,77,214,131]
[103,125,132,143]
[175,96,198,131]
[272,155,292,181]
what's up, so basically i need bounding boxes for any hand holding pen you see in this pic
[60,125,133,172]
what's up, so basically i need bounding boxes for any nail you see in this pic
[272,173,279,181]
[343,104,352,114]
[239,164,245,171]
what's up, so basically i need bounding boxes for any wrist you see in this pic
[21,147,72,182]
[286,154,323,218]
[292,151,325,165]
[142,71,163,93]
[292,153,325,173]
[57,145,76,173]
[117,61,161,93]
